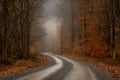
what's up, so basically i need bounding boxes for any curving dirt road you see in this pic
[16,52,113,80]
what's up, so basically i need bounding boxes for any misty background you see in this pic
[40,0,72,52]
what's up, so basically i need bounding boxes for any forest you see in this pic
[0,0,45,64]
[0,0,120,80]
[58,0,120,59]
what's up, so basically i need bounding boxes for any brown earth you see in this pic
[0,54,48,76]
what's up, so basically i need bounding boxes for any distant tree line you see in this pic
[0,0,44,64]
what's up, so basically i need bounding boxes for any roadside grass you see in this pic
[64,53,120,80]
[0,54,48,76]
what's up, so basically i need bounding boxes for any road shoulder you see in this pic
[0,55,55,80]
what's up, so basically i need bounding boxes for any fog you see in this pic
[40,0,61,52]
[42,18,59,51]
[40,0,71,52]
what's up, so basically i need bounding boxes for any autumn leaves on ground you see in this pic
[0,0,120,80]
[0,54,48,76]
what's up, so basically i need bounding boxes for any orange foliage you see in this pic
[73,0,113,58]
[116,48,120,57]
[83,43,108,58]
